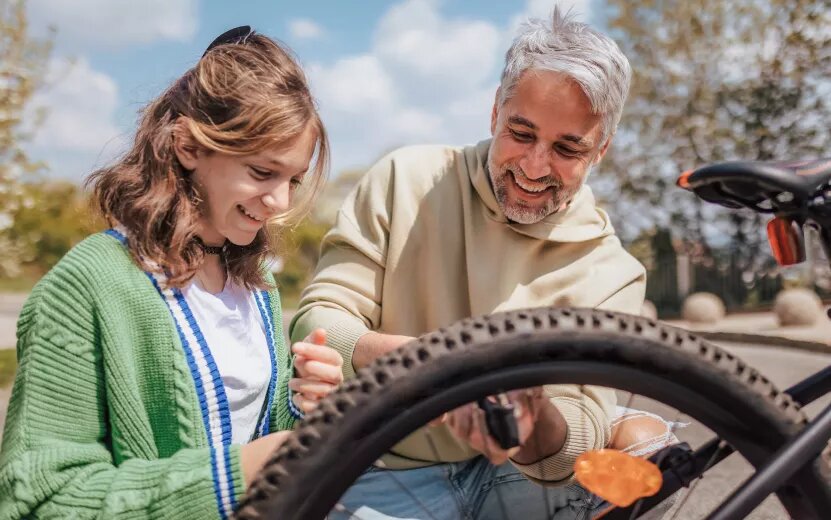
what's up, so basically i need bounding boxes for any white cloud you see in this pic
[309,56,396,112]
[373,0,501,95]
[307,0,507,172]
[26,57,127,181]
[27,0,197,48]
[306,0,612,174]
[288,18,325,41]
[30,57,120,151]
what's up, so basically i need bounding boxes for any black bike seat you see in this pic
[678,158,831,212]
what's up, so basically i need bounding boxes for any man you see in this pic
[291,8,660,519]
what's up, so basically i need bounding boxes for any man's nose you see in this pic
[518,145,551,180]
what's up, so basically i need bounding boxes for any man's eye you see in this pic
[556,145,583,158]
[509,129,533,142]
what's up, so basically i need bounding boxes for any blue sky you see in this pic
[23,0,597,183]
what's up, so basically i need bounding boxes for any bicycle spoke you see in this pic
[667,439,732,520]
[525,390,553,518]
[423,426,466,518]
[626,407,686,520]
[371,458,441,520]
[474,404,513,520]
[332,501,370,520]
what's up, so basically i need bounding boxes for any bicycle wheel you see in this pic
[236,308,831,519]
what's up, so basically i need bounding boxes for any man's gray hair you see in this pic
[499,7,631,143]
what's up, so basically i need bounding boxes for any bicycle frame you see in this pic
[599,220,831,519]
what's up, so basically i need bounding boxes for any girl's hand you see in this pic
[241,430,292,485]
[289,329,344,414]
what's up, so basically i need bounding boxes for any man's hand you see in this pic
[289,329,344,414]
[438,387,567,466]
[352,332,415,370]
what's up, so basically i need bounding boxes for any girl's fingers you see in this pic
[292,393,322,414]
[301,360,344,384]
[302,328,326,345]
[292,342,343,367]
[289,378,337,398]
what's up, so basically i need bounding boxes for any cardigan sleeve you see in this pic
[0,265,245,519]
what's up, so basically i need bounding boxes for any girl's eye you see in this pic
[290,177,304,188]
[250,167,272,179]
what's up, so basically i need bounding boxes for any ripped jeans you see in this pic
[330,407,682,520]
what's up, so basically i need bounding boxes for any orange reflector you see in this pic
[767,217,805,266]
[574,449,663,508]
[677,170,693,189]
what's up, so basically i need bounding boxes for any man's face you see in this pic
[488,70,610,224]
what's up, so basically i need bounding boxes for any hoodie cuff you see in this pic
[510,401,605,484]
[326,319,371,380]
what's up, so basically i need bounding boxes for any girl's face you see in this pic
[175,124,318,246]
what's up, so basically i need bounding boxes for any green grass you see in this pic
[0,349,16,388]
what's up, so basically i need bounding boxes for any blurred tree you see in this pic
[274,166,367,307]
[600,0,830,274]
[8,181,101,275]
[0,0,51,277]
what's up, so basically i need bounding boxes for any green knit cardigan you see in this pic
[0,232,297,519]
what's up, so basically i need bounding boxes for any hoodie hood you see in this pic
[466,138,616,243]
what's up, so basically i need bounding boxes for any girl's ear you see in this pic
[172,118,200,170]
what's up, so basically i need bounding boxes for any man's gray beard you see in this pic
[487,157,576,225]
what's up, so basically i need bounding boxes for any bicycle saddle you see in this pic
[677,158,831,214]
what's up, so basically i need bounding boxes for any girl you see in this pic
[0,27,341,519]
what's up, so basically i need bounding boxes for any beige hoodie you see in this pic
[291,139,646,482]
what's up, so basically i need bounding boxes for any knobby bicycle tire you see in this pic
[236,308,831,519]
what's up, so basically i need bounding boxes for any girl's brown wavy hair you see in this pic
[87,32,329,289]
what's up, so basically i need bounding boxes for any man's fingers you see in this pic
[428,413,448,427]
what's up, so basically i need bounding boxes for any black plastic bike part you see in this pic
[597,440,734,519]
[786,365,831,407]
[477,396,520,450]
[236,308,830,520]
[709,402,831,520]
[679,158,831,211]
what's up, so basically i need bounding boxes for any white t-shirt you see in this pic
[182,280,272,445]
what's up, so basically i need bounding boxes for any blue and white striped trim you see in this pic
[146,269,237,518]
[105,228,237,519]
[253,290,278,436]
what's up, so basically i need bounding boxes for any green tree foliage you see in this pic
[600,0,830,268]
[8,181,101,275]
[274,167,368,307]
[0,0,51,277]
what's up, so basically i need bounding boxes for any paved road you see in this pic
[627,342,831,519]
[0,314,827,518]
[0,294,26,349]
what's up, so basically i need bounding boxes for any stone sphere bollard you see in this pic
[774,288,823,326]
[681,292,726,324]
[641,300,658,320]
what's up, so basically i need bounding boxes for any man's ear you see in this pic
[172,118,200,170]
[490,88,501,136]
[594,135,613,165]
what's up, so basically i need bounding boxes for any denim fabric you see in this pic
[329,456,597,520]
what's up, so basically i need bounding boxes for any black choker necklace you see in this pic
[195,237,226,255]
